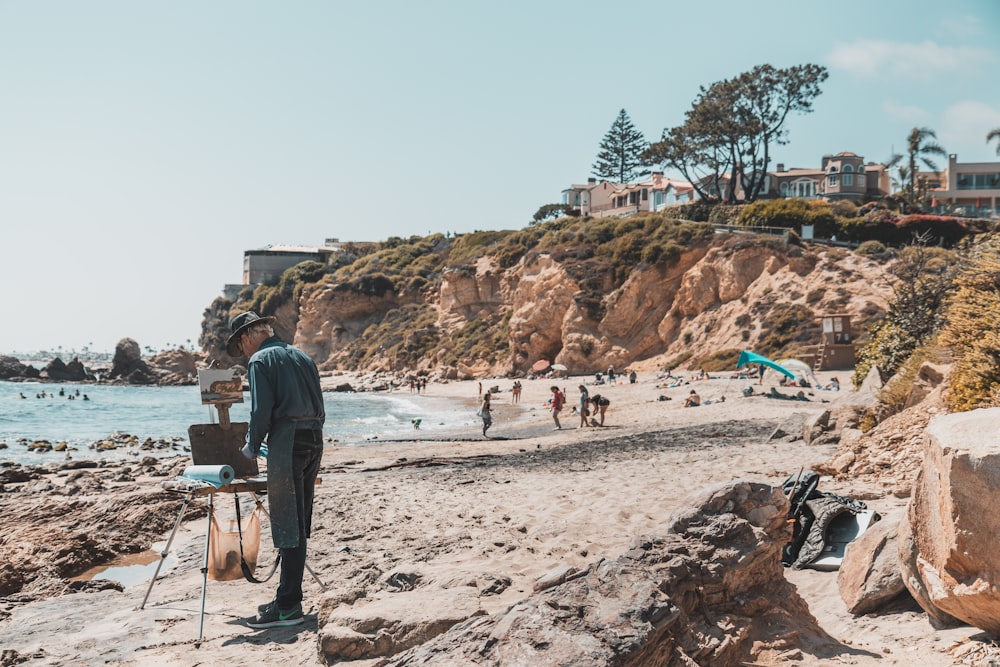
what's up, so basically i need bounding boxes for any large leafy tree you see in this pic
[645,63,828,204]
[592,109,649,183]
[988,127,1000,156]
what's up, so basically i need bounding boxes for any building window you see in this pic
[843,164,854,186]
[791,179,815,197]
[959,173,1000,190]
[828,175,838,187]
[780,182,789,196]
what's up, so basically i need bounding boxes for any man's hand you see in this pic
[240,442,256,460]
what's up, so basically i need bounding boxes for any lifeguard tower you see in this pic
[812,314,855,371]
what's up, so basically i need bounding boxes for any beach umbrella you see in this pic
[777,358,819,384]
[550,363,568,371]
[736,350,795,379]
[532,359,551,372]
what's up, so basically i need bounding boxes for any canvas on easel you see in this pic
[198,369,244,405]
[190,369,258,479]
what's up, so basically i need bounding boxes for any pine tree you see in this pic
[592,109,649,183]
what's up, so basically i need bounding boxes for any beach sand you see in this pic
[0,370,987,665]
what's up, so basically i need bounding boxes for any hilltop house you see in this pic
[561,178,621,216]
[930,154,1000,216]
[562,173,694,218]
[223,241,339,300]
[562,151,894,215]
[741,152,891,203]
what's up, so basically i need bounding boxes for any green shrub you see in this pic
[675,200,715,222]
[830,200,859,218]
[708,205,744,226]
[856,240,886,255]
[805,288,826,305]
[853,319,917,387]
[938,253,1000,411]
[755,303,818,357]
[641,243,664,264]
[738,198,810,228]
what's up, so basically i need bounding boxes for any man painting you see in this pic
[227,311,325,629]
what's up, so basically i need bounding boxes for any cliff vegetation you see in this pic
[200,203,1000,411]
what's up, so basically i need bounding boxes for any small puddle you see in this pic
[74,547,178,588]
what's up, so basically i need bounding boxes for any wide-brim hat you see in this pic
[226,311,275,357]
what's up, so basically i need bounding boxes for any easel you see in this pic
[139,476,269,642]
[140,394,326,643]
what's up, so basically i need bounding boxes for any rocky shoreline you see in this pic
[0,455,194,603]
[3,371,1000,666]
[0,338,202,387]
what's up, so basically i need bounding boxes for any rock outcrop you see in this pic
[0,355,39,380]
[145,349,199,385]
[108,338,157,384]
[41,357,91,382]
[899,407,1000,634]
[103,339,199,385]
[320,481,840,666]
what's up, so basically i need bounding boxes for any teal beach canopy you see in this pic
[736,350,796,379]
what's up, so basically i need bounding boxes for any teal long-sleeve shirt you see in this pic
[245,337,325,455]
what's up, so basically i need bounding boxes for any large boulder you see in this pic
[0,355,38,380]
[41,357,89,382]
[146,349,199,385]
[838,514,908,615]
[370,481,839,666]
[899,407,1000,633]
[108,338,158,385]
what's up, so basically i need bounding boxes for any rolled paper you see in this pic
[182,464,235,488]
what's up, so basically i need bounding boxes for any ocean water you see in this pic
[0,381,478,466]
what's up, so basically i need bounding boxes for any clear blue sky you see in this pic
[2,1,999,355]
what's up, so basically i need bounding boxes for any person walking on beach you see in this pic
[480,391,493,437]
[577,384,590,428]
[511,381,521,404]
[227,311,325,630]
[550,386,565,430]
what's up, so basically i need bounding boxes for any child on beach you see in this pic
[480,392,493,437]
[549,386,565,430]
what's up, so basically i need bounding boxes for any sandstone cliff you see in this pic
[216,229,895,377]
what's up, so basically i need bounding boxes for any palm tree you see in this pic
[904,127,947,205]
[988,128,1000,156]
[893,165,911,196]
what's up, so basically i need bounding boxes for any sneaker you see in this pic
[248,602,304,629]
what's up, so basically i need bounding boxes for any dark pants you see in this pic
[275,429,323,610]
